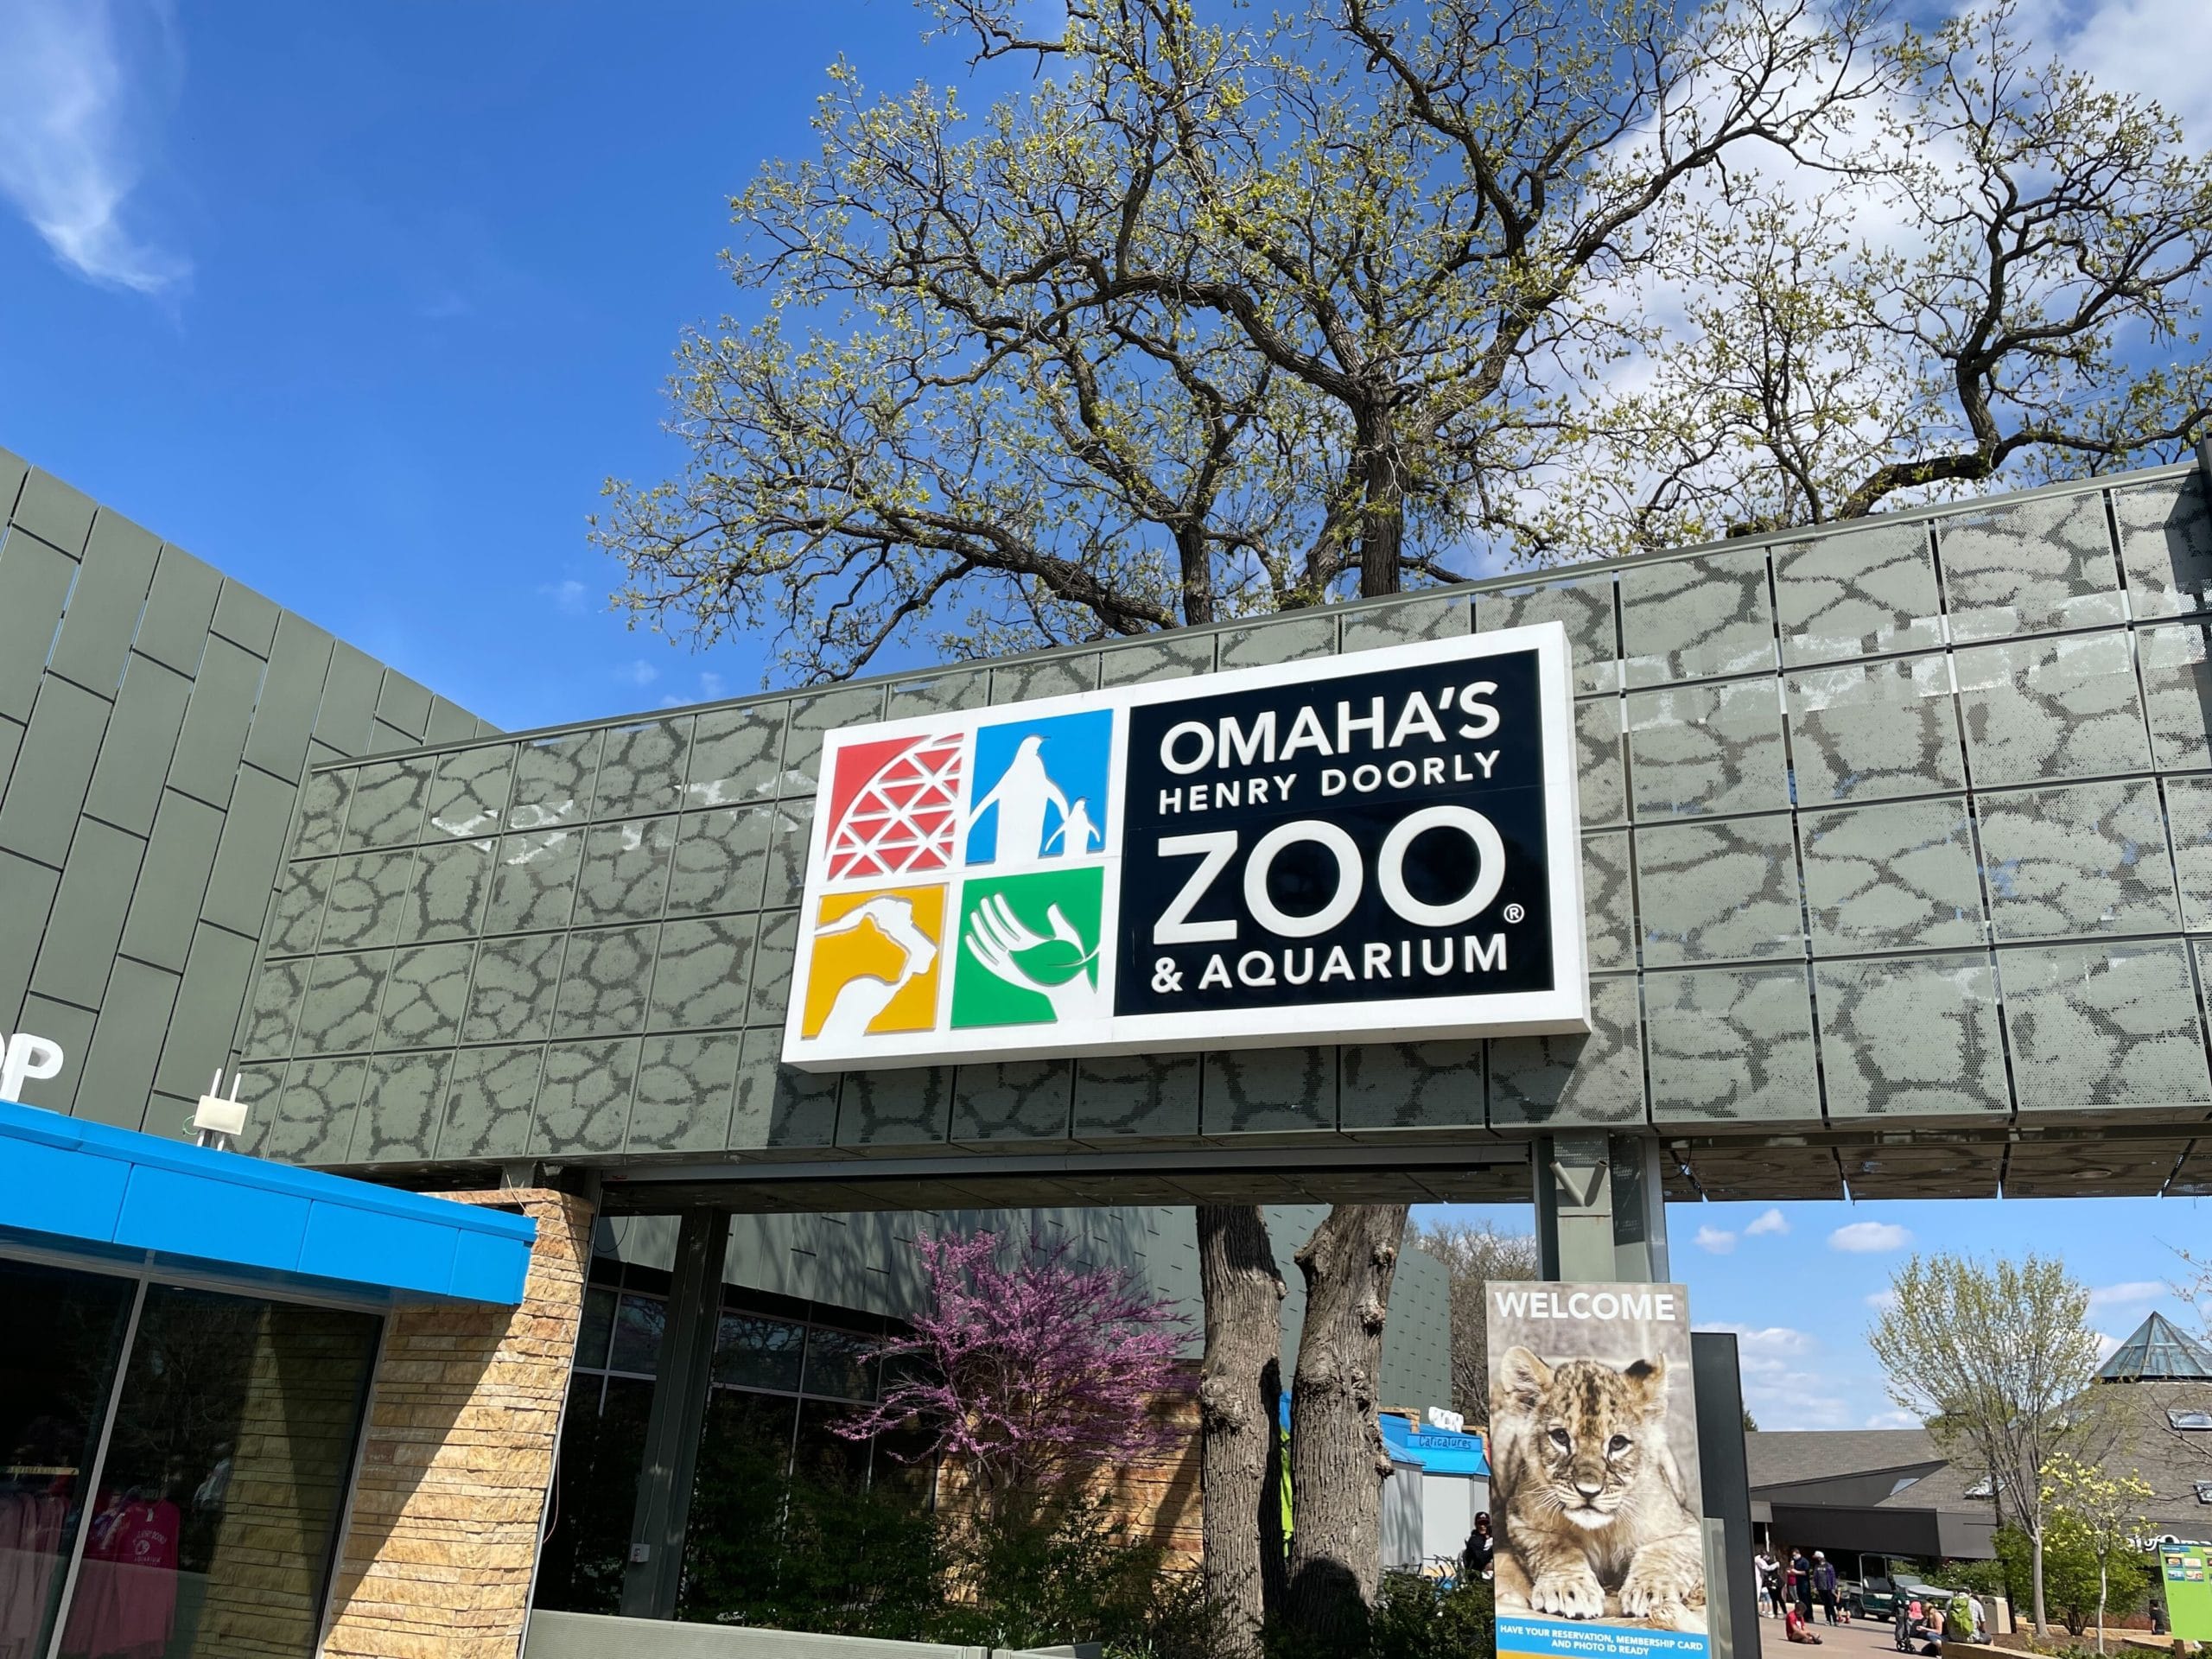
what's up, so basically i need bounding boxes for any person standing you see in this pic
[1755,1548,1783,1618]
[1814,1552,1840,1624]
[1791,1548,1815,1622]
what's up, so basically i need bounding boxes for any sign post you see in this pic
[1489,1281,1712,1659]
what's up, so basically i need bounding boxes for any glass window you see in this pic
[800,1328,877,1403]
[534,1376,655,1615]
[0,1259,136,1659]
[712,1313,804,1394]
[575,1287,618,1373]
[677,1391,799,1623]
[57,1282,379,1659]
[2169,1409,2212,1431]
[791,1400,872,1485]
[2197,1482,2212,1505]
[607,1294,666,1376]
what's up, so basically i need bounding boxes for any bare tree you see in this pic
[1533,0,2212,554]
[594,0,2210,1640]
[1413,1219,1541,1425]
[1868,1253,2103,1637]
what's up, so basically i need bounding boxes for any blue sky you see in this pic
[0,0,958,729]
[4,1,2210,1435]
[1427,1196,2212,1431]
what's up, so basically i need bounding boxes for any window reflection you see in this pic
[713,1313,804,1393]
[607,1294,665,1376]
[575,1287,618,1373]
[799,1329,875,1404]
[55,1283,379,1659]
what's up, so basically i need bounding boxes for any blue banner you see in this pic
[1497,1614,1712,1659]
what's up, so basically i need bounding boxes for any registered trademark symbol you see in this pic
[1502,903,1526,924]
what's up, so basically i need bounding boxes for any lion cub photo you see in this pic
[1491,1344,1708,1628]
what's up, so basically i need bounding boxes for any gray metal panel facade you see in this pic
[236,461,2212,1202]
[0,446,491,1138]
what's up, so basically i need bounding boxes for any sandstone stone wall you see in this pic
[321,1187,594,1659]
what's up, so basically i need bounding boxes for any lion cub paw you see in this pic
[1620,1561,1698,1618]
[1530,1565,1606,1620]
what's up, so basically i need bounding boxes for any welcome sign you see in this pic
[783,624,1586,1071]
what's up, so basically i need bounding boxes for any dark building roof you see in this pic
[1746,1429,1942,1491]
[2100,1314,2212,1382]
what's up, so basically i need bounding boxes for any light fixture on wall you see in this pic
[193,1071,251,1151]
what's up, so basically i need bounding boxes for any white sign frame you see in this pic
[783,622,1587,1071]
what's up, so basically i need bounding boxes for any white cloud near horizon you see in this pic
[2088,1280,2167,1313]
[1700,1324,1849,1427]
[1746,1208,1789,1237]
[0,0,188,295]
[1831,1221,1911,1254]
[1865,1409,1919,1430]
[1865,1288,1899,1312]
[1696,1224,1738,1255]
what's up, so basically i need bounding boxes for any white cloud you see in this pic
[1695,1225,1737,1255]
[699,671,726,699]
[1714,1325,1816,1358]
[2088,1281,2166,1313]
[620,658,659,688]
[1830,1221,1911,1254]
[2026,0,2212,136]
[1865,1288,1899,1312]
[1745,1208,1789,1238]
[0,0,188,295]
[540,579,590,616]
[2095,1331,2124,1363]
[1700,1325,1849,1427]
[1865,1409,1920,1430]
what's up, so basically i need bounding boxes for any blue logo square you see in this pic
[965,710,1112,866]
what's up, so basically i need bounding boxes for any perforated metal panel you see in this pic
[230,461,2212,1201]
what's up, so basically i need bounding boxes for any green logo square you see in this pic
[949,868,1106,1029]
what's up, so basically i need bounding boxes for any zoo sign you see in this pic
[782,622,1587,1071]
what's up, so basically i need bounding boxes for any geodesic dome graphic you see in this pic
[823,732,966,880]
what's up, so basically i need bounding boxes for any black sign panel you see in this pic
[1114,649,1555,1018]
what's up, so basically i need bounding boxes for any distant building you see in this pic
[1747,1313,2212,1577]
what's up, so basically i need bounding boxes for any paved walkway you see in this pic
[1745,1606,1912,1659]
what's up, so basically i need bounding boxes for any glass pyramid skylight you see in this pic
[2097,1313,2212,1382]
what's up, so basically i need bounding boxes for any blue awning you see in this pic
[0,1099,535,1306]
[1380,1413,1491,1476]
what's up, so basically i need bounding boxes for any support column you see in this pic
[1693,1332,1764,1659]
[1533,1133,1669,1282]
[322,1185,596,1659]
[619,1207,730,1619]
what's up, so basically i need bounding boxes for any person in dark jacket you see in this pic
[1465,1512,1494,1580]
[1814,1553,1840,1624]
[1791,1549,1815,1620]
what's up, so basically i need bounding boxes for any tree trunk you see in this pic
[2097,1563,2107,1653]
[2031,1516,2050,1636]
[1175,524,1217,626]
[1198,1204,1286,1657]
[1284,1203,1409,1646]
[1355,438,1404,600]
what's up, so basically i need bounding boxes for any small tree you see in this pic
[836,1230,1189,1517]
[1868,1253,2102,1637]
[2043,1455,2157,1651]
[1412,1221,1539,1426]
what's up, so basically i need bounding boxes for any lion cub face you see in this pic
[1500,1346,1669,1532]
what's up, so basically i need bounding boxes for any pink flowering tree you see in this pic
[836,1230,1191,1515]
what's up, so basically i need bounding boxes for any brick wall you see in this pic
[322,1188,594,1659]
